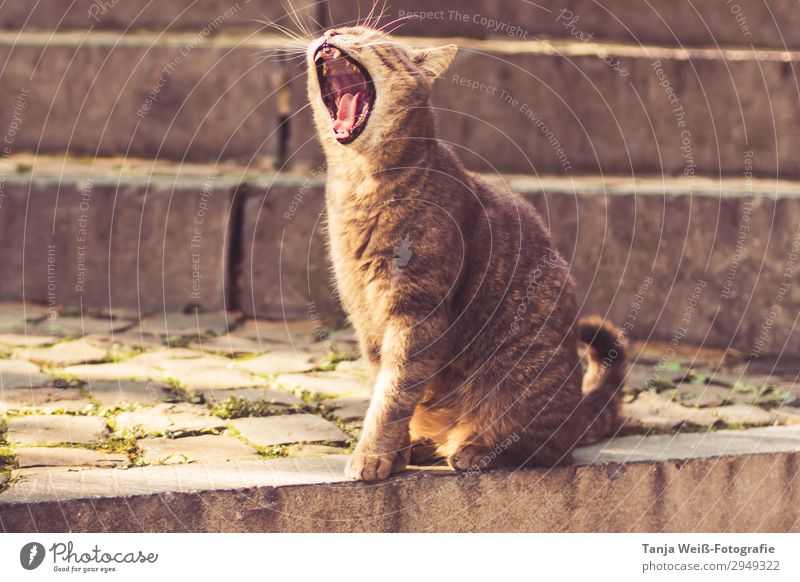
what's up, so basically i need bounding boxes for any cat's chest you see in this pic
[327,208,397,309]
[328,211,390,277]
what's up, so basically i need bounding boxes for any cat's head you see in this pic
[307,26,457,152]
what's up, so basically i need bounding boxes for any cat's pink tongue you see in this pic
[333,91,363,137]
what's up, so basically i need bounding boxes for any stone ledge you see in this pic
[2,426,798,532]
[330,0,800,50]
[3,158,800,355]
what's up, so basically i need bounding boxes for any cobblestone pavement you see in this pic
[1,302,799,492]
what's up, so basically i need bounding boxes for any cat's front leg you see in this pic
[346,316,445,481]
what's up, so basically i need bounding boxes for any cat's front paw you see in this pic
[345,444,410,481]
[448,444,492,472]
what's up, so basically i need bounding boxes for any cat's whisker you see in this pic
[363,0,381,29]
[380,23,412,38]
[283,0,317,38]
[254,18,310,44]
[372,0,392,30]
[300,0,326,33]
[253,50,308,64]
[378,15,415,33]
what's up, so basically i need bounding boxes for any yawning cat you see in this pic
[306,26,627,481]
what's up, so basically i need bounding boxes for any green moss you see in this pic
[225,426,288,458]
[0,446,14,467]
[646,379,677,393]
[0,425,17,493]
[211,396,291,420]
[258,444,289,459]
[92,434,143,466]
[164,336,192,348]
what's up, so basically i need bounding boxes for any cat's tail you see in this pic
[575,316,628,445]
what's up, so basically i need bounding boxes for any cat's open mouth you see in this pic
[314,43,375,144]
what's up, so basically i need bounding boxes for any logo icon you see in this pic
[391,234,413,284]
[20,542,46,570]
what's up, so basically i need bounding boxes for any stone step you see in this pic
[0,0,319,32]
[243,170,800,359]
[5,1,798,51]
[0,31,297,165]
[330,0,800,49]
[290,35,800,177]
[2,425,800,531]
[0,155,241,312]
[3,155,799,357]
[2,31,799,177]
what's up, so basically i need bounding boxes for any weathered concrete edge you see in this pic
[11,170,796,199]
[2,427,799,532]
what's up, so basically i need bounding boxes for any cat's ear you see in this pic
[410,45,458,81]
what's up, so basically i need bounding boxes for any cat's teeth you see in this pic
[331,48,342,59]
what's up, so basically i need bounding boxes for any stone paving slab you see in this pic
[85,380,180,407]
[136,312,239,337]
[115,404,226,436]
[7,415,108,445]
[26,316,134,337]
[61,361,161,383]
[709,403,776,426]
[137,435,261,465]
[236,352,318,376]
[0,302,49,324]
[335,359,369,375]
[0,334,54,348]
[1,387,90,413]
[201,387,301,408]
[190,334,269,357]
[125,350,271,391]
[230,414,349,447]
[284,444,348,458]
[234,319,320,346]
[621,392,721,430]
[322,394,371,421]
[0,359,54,388]
[574,425,800,465]
[15,338,109,367]
[126,348,213,365]
[85,332,165,351]
[668,385,734,408]
[773,407,800,425]
[276,372,370,397]
[171,367,270,392]
[15,447,128,469]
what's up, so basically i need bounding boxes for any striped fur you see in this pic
[306,26,628,481]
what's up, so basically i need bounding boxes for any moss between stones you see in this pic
[224,426,289,459]
[211,396,290,420]
[211,391,331,421]
[0,418,16,493]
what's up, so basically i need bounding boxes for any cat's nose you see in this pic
[324,30,339,40]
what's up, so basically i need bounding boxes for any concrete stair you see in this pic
[0,0,320,32]
[1,2,799,358]
[3,155,799,358]
[3,30,799,176]
[3,426,800,532]
[330,0,800,49]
